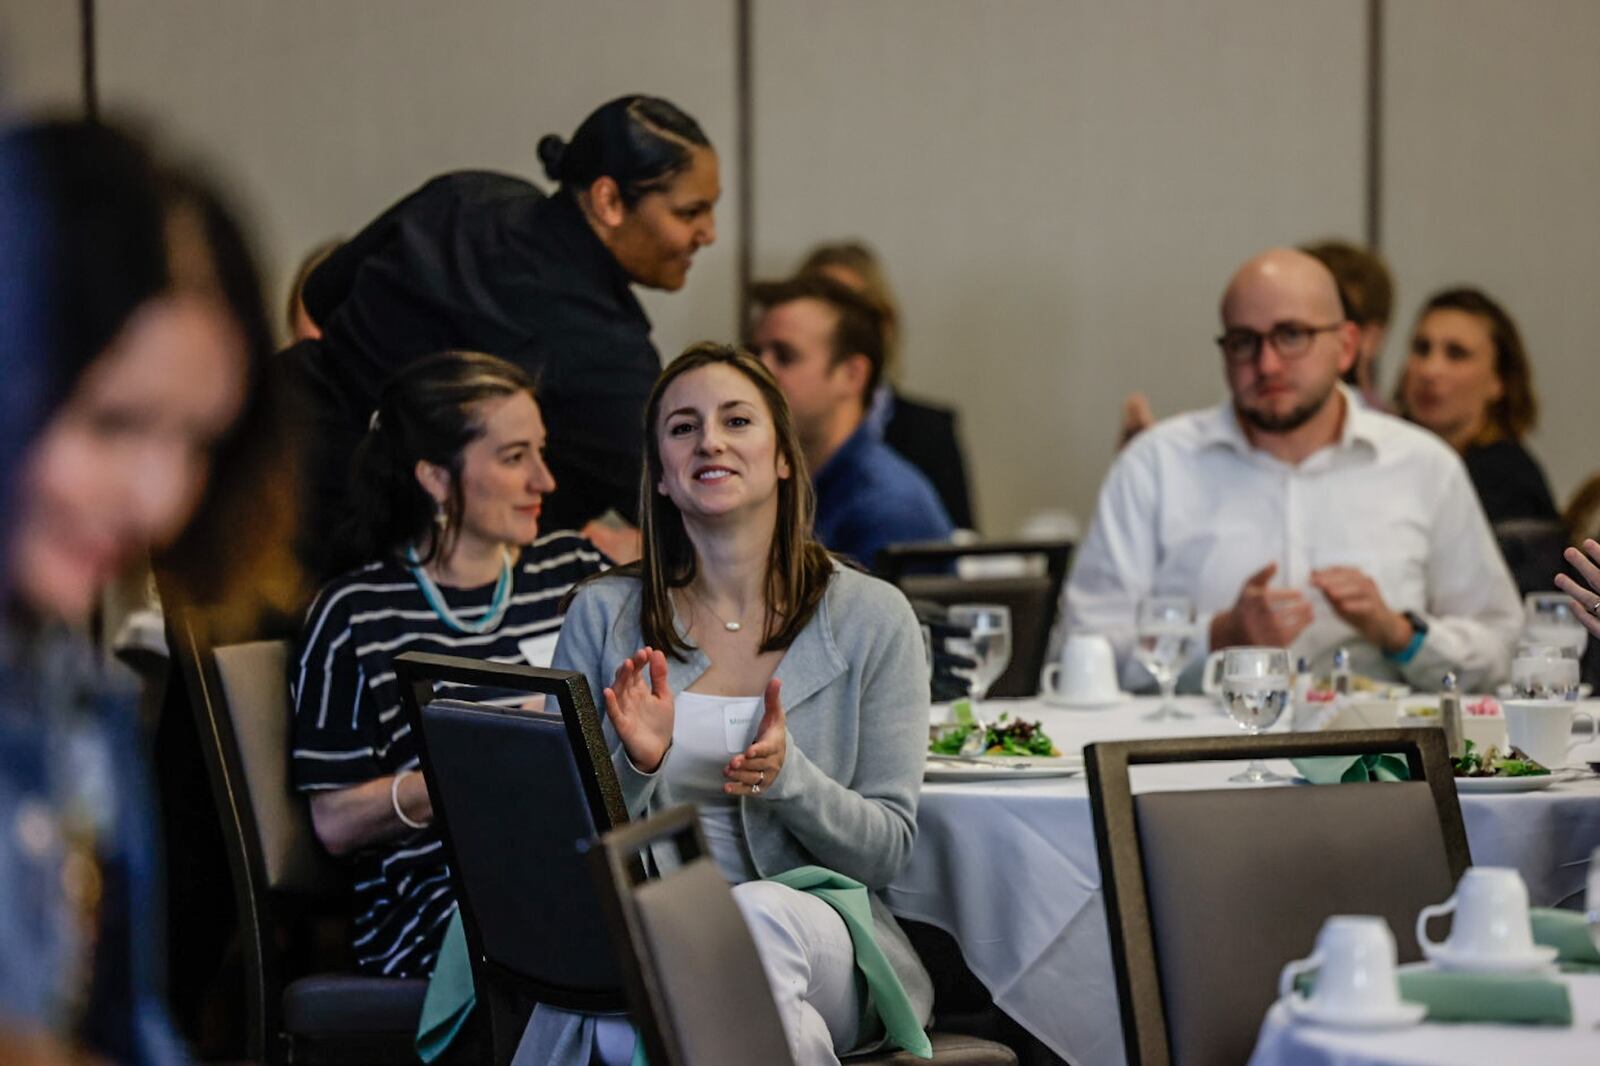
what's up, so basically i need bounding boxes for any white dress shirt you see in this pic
[1064,387,1522,691]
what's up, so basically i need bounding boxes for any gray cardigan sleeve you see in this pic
[551,580,664,816]
[761,586,928,889]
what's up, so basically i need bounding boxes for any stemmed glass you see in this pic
[1524,591,1589,660]
[1221,646,1291,783]
[1511,641,1581,700]
[1136,596,1197,721]
[948,604,1013,753]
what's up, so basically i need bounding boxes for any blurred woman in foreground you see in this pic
[0,119,285,1065]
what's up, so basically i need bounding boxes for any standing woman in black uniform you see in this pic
[288,95,719,576]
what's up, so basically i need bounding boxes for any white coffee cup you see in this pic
[1041,633,1119,704]
[1416,866,1537,962]
[1279,915,1403,1017]
[1503,698,1597,769]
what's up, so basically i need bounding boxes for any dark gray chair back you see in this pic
[1086,729,1470,1066]
[174,615,423,1065]
[394,651,628,1062]
[879,539,1072,698]
[587,806,797,1066]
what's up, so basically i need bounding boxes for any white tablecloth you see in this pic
[1247,971,1600,1066]
[885,696,1600,1066]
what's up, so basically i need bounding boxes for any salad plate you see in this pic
[1453,773,1561,793]
[925,754,1082,781]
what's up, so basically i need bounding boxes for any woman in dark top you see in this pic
[292,352,604,977]
[1396,287,1563,594]
[287,96,719,575]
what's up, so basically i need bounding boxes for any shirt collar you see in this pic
[1198,384,1384,460]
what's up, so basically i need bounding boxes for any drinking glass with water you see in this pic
[1136,596,1196,721]
[1221,646,1291,783]
[947,604,1013,752]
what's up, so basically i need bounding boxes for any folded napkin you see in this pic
[416,911,646,1065]
[1394,970,1571,1025]
[768,865,934,1060]
[1531,907,1600,971]
[417,910,475,1062]
[1291,753,1411,784]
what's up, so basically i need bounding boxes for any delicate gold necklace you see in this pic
[689,587,753,633]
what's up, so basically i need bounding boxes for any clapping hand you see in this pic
[725,678,787,797]
[1310,566,1412,652]
[604,646,674,773]
[1211,563,1315,648]
[1555,539,1600,639]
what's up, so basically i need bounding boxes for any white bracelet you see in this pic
[391,769,429,830]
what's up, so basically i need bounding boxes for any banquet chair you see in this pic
[1492,515,1569,597]
[173,614,428,1065]
[1086,728,1470,1066]
[394,651,630,1065]
[877,539,1072,698]
[587,804,1019,1066]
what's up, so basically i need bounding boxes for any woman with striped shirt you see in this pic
[291,351,604,977]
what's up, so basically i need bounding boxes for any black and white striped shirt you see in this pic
[290,530,604,977]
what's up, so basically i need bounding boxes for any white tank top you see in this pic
[663,691,763,883]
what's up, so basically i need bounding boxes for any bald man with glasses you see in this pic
[1065,248,1521,692]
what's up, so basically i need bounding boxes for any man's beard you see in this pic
[1235,383,1336,434]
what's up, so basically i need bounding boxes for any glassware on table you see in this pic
[1510,641,1581,700]
[1523,591,1589,660]
[1135,596,1197,721]
[1220,646,1291,783]
[947,603,1013,753]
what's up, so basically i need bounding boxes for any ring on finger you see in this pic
[1591,598,1600,618]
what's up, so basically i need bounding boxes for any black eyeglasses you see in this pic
[1215,321,1344,367]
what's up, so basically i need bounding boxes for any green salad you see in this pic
[930,712,1060,758]
[1451,738,1549,778]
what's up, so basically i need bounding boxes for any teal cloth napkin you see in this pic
[769,865,933,1060]
[1291,753,1411,784]
[415,912,649,1065]
[1293,969,1571,1025]
[1531,907,1600,972]
[417,910,475,1062]
[1395,970,1571,1024]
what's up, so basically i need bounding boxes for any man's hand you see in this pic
[1310,566,1412,652]
[1210,563,1315,649]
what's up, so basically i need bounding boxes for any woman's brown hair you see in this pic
[602,342,834,660]
[1396,287,1539,443]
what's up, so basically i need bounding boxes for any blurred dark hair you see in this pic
[1300,239,1394,327]
[536,95,711,208]
[617,341,832,661]
[796,240,901,382]
[332,351,536,573]
[1396,286,1538,442]
[749,273,889,400]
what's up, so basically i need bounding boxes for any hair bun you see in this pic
[536,134,567,182]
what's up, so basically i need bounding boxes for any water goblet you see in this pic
[1221,646,1291,783]
[1524,591,1589,660]
[1136,596,1197,721]
[1511,641,1581,700]
[947,604,1013,753]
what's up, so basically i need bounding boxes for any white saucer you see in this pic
[1423,943,1559,973]
[1040,690,1129,710]
[1283,996,1427,1030]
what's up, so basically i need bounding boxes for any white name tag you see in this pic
[518,632,561,669]
[723,701,761,753]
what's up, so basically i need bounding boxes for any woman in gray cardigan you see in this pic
[553,343,933,1064]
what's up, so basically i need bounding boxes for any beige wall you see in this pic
[6,0,1597,532]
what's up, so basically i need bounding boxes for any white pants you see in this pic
[733,880,873,1066]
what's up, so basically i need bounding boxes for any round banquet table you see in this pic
[885,696,1600,1066]
[1246,970,1600,1065]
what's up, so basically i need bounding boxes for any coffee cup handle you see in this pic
[1042,663,1061,697]
[1201,650,1226,698]
[1573,711,1598,750]
[1278,950,1323,1006]
[1415,898,1455,956]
